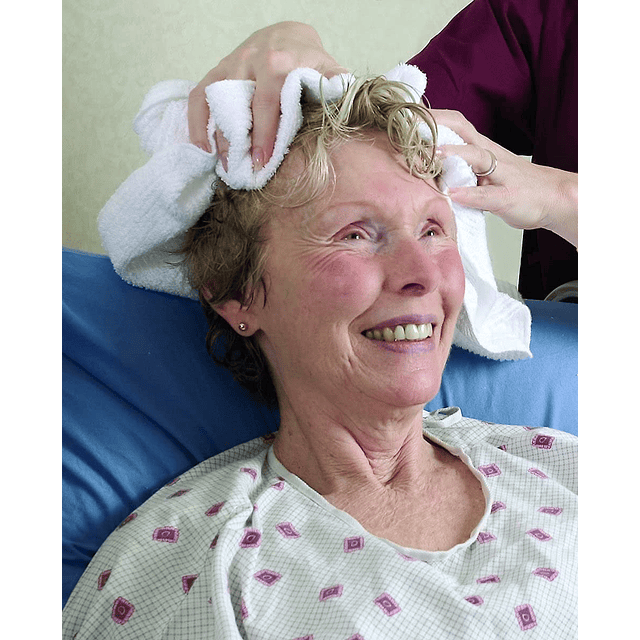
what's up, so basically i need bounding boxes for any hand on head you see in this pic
[187,22,347,170]
[433,109,577,248]
[187,22,576,247]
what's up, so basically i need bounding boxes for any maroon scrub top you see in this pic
[408,0,577,300]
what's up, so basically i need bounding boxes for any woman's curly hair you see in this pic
[180,74,443,406]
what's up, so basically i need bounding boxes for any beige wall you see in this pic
[62,0,522,286]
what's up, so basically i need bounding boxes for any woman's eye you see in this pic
[339,227,369,241]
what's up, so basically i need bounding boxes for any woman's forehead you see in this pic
[326,140,450,214]
[270,133,453,229]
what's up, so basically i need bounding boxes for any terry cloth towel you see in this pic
[98,64,531,361]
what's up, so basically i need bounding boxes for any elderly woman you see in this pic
[63,74,577,639]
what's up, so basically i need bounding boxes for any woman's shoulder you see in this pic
[423,407,577,493]
[423,407,577,445]
[62,434,276,638]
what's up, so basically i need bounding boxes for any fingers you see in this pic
[250,64,347,168]
[434,110,565,235]
[438,144,499,180]
[448,183,543,233]
[188,85,212,152]
[188,62,233,152]
[186,21,349,168]
[188,65,229,152]
[322,64,349,78]
[249,64,290,169]
[249,55,347,169]
[214,130,229,171]
[431,109,483,145]
[190,62,348,170]
[448,185,508,212]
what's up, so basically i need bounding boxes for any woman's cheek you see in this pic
[442,246,466,308]
[309,253,377,308]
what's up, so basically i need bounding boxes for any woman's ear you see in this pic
[209,297,261,337]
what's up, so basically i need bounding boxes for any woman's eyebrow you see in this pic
[306,200,373,225]
[322,199,374,211]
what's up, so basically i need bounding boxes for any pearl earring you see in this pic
[238,322,248,332]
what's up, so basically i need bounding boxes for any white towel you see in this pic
[99,64,531,361]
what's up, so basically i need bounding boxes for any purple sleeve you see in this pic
[408,0,577,172]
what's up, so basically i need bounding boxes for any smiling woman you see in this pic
[63,71,577,639]
[211,127,479,554]
[181,76,449,405]
[235,135,465,418]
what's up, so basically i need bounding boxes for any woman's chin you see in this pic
[367,373,443,409]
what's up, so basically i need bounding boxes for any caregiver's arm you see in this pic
[434,109,578,249]
[187,22,346,163]
[188,21,577,249]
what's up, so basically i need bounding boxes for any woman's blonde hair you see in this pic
[180,75,442,404]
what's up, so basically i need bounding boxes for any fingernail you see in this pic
[252,147,264,171]
[219,151,228,172]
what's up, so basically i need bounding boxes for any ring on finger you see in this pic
[474,150,498,177]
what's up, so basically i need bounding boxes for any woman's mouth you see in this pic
[362,322,433,343]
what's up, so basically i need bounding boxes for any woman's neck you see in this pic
[272,395,487,554]
[273,398,438,499]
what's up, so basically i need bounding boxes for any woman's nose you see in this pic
[384,238,440,296]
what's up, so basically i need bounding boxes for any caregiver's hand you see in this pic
[188,22,347,169]
[434,109,578,249]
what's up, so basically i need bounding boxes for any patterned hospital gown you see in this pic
[63,408,578,639]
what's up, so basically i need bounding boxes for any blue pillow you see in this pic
[62,248,577,607]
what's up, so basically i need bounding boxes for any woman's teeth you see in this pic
[364,323,433,342]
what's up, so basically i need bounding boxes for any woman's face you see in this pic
[247,134,465,412]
